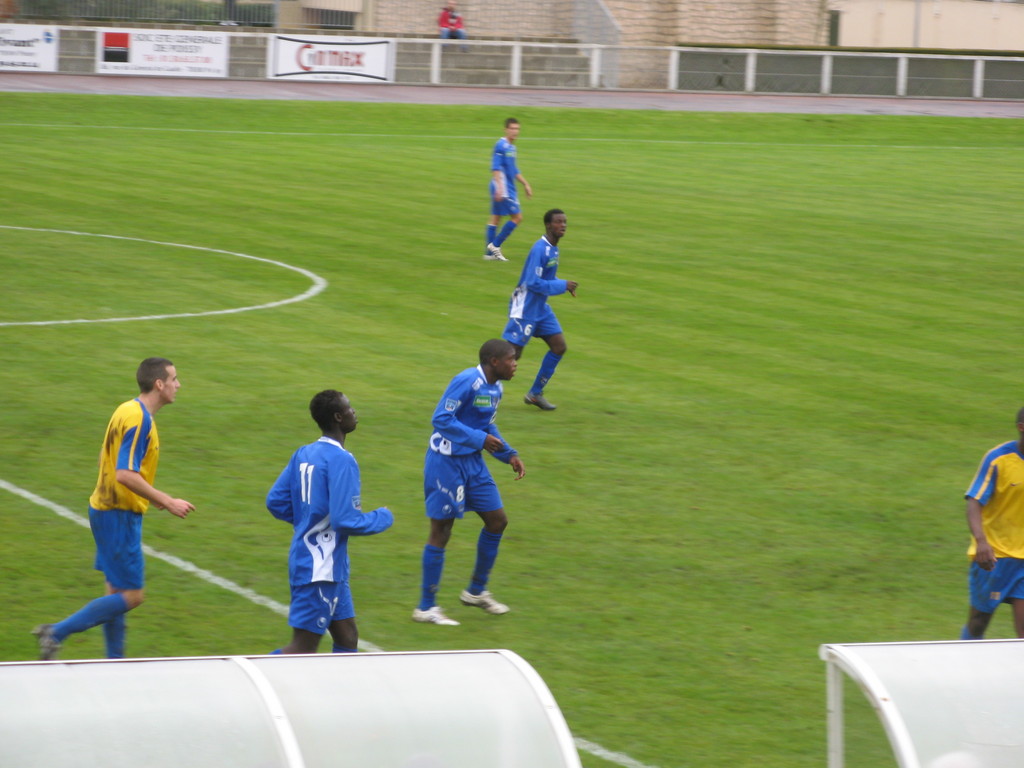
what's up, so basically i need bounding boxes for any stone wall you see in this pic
[365,0,830,46]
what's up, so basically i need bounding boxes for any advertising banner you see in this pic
[267,35,394,82]
[95,29,229,77]
[0,25,59,72]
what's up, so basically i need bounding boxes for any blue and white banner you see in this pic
[0,25,59,72]
[267,35,394,82]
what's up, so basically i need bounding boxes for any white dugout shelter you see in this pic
[0,649,582,768]
[820,639,1024,768]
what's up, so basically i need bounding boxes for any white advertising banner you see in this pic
[0,25,59,72]
[267,35,394,82]
[95,29,229,77]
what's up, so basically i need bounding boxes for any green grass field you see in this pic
[2,92,1023,768]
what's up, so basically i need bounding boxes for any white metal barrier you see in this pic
[0,649,582,768]
[820,640,1024,768]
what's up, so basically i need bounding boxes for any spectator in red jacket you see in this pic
[438,2,469,51]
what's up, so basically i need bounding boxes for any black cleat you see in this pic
[524,392,557,411]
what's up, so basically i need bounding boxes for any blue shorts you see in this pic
[424,450,503,519]
[969,558,1024,613]
[289,581,355,634]
[489,183,521,217]
[90,507,144,590]
[502,304,562,347]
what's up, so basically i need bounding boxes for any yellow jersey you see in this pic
[88,398,160,514]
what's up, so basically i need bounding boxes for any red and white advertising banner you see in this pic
[267,35,394,82]
[95,29,229,77]
[0,24,59,72]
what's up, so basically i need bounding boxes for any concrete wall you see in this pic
[364,0,831,46]
[829,0,1024,51]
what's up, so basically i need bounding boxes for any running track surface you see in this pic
[1,72,1022,117]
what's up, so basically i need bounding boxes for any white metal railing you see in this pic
[396,39,1024,99]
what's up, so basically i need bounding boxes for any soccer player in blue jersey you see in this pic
[414,339,526,625]
[484,117,532,261]
[267,390,394,653]
[33,358,194,660]
[960,407,1024,640]
[502,208,578,411]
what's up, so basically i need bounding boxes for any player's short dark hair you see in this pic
[1016,406,1024,425]
[137,357,173,393]
[504,117,519,127]
[544,208,565,225]
[479,338,514,366]
[310,389,344,431]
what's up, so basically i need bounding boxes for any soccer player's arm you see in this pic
[483,422,516,462]
[510,154,530,199]
[431,376,489,451]
[114,420,193,518]
[266,459,295,524]
[491,145,508,201]
[516,173,532,199]
[115,469,194,519]
[484,423,525,479]
[328,456,393,536]
[523,248,569,297]
[965,454,997,569]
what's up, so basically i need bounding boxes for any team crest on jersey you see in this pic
[352,495,361,511]
[444,398,460,412]
[474,394,492,408]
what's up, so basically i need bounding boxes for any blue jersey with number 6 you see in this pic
[508,234,569,325]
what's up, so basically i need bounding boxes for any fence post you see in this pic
[668,47,679,91]
[896,55,908,96]
[973,58,985,98]
[744,51,757,93]
[430,40,441,85]
[589,45,602,89]
[511,42,521,87]
[821,53,833,95]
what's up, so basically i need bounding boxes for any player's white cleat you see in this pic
[459,589,510,615]
[412,606,461,625]
[483,243,507,261]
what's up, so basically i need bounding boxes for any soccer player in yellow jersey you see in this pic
[961,407,1024,639]
[33,358,194,659]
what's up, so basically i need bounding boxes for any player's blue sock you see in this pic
[493,221,517,247]
[269,648,283,654]
[332,644,358,653]
[486,224,497,250]
[52,593,129,642]
[529,351,563,395]
[103,613,126,658]
[419,544,446,610]
[960,624,984,640]
[469,529,503,594]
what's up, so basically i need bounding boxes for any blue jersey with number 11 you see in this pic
[266,436,393,586]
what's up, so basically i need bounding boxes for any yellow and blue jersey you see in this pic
[965,440,1024,559]
[88,398,159,514]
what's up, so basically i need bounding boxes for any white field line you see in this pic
[0,477,658,768]
[0,123,1020,151]
[0,226,327,327]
